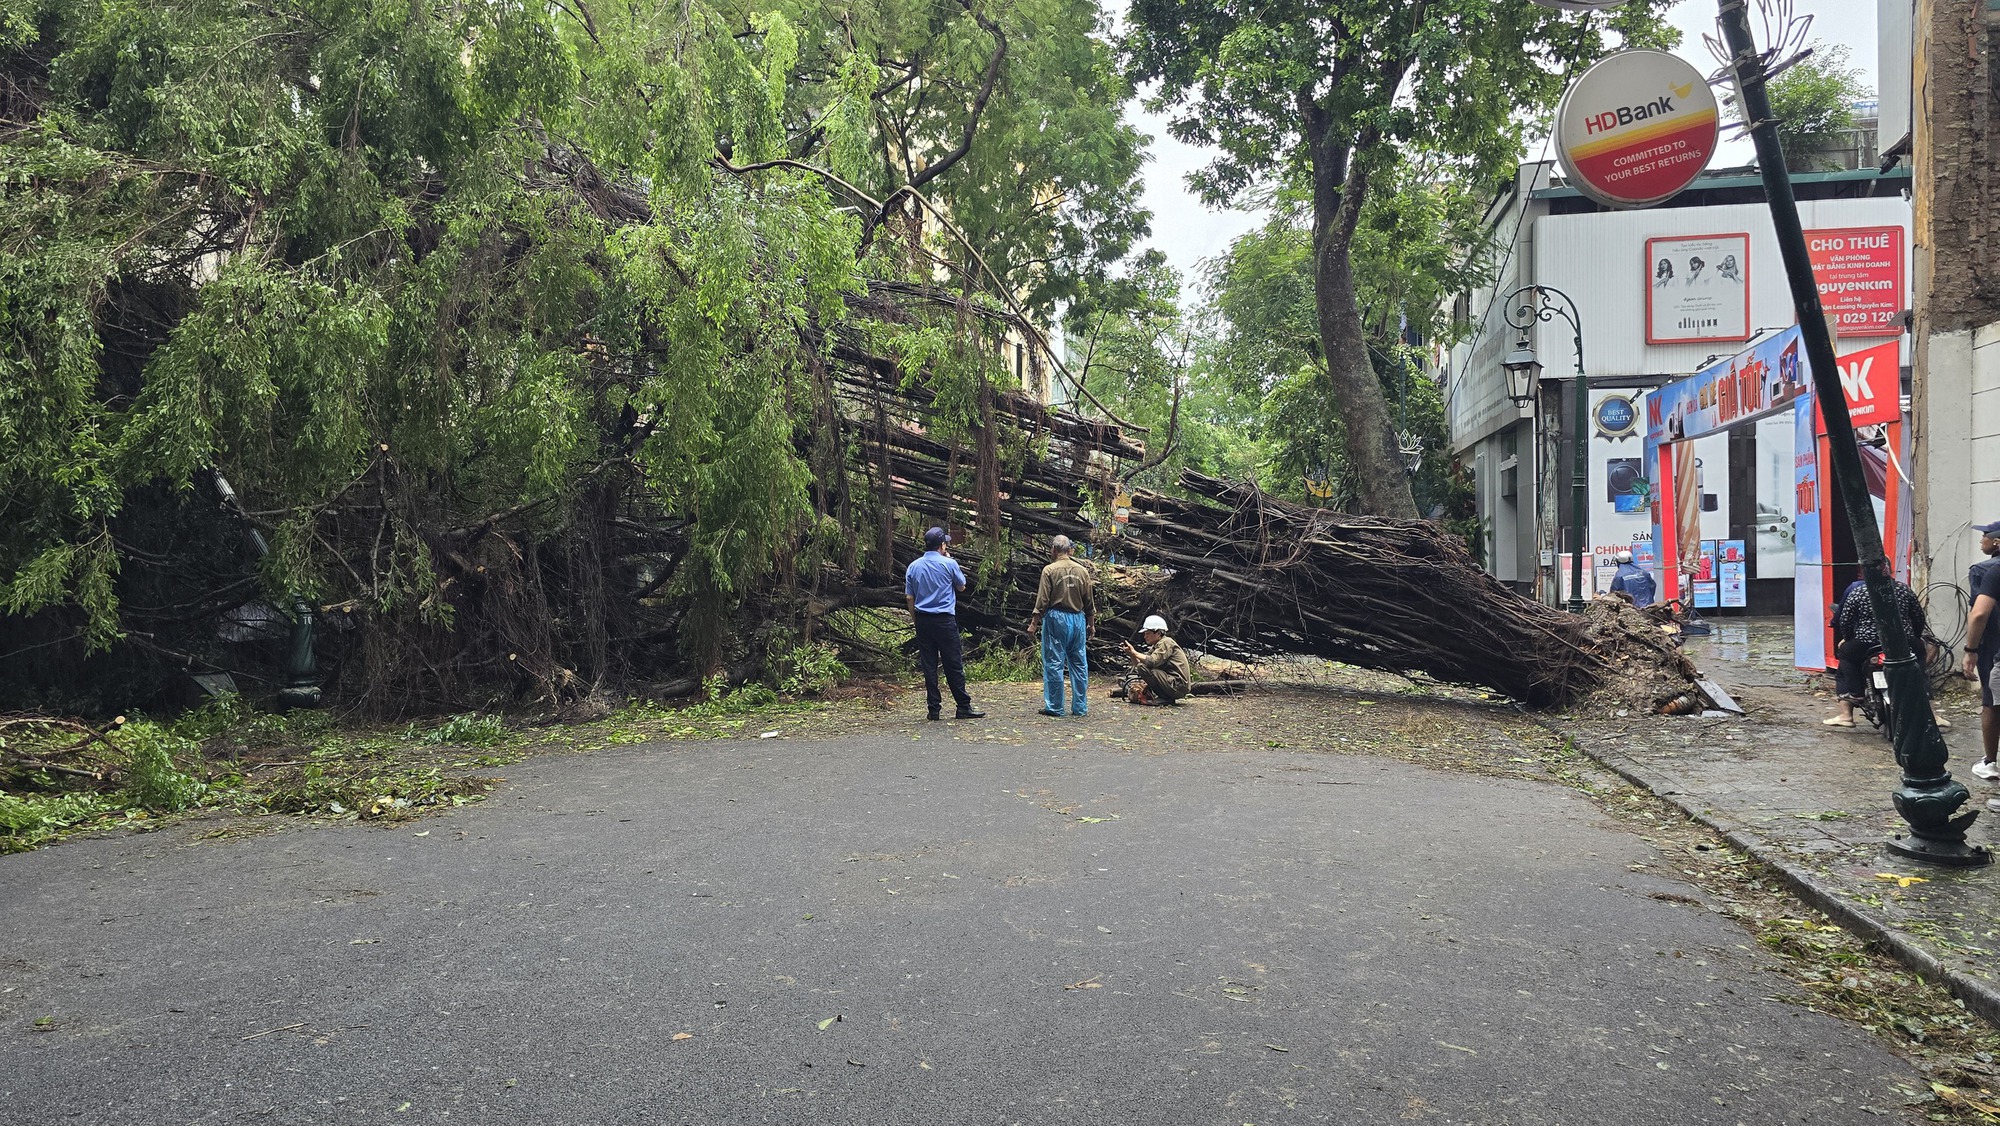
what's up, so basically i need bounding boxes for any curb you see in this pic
[1545,717,2000,1030]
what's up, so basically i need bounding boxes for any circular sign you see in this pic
[1594,394,1638,438]
[1555,50,1719,209]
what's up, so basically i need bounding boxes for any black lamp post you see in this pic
[1713,0,1983,864]
[1502,286,1590,613]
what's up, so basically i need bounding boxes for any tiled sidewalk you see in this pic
[1556,618,2000,1025]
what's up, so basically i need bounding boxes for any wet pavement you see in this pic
[0,679,1941,1125]
[1556,616,2000,1024]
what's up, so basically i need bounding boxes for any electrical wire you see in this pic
[1922,579,1971,690]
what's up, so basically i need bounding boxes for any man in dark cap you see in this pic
[1961,521,2000,777]
[905,527,984,722]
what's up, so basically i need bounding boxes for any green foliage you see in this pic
[1200,183,1484,522]
[774,641,848,698]
[1075,254,1263,494]
[1124,0,1677,208]
[0,791,117,854]
[119,723,207,812]
[170,694,336,746]
[414,713,508,748]
[965,642,1041,682]
[1761,43,1872,171]
[819,608,916,676]
[261,762,489,819]
[1123,0,1675,514]
[0,0,1149,708]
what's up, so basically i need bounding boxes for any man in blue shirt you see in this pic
[1608,549,1656,608]
[905,527,984,722]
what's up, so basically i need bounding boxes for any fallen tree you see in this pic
[800,414,1719,710]
[1084,473,1712,712]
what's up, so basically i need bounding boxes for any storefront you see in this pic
[1639,326,1910,670]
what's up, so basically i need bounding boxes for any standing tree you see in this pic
[1123,0,1673,516]
[1760,42,1872,172]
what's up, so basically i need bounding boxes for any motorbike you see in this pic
[1856,648,1894,740]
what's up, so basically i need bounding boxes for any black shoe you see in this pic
[927,710,942,721]
[956,707,986,719]
[1037,708,1062,717]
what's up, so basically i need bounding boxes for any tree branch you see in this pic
[877,0,1007,224]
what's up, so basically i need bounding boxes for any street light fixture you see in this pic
[1502,285,1589,614]
[1501,336,1541,405]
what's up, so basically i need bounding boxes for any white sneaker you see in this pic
[1973,760,2000,781]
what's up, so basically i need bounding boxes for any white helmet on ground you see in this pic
[1142,614,1169,632]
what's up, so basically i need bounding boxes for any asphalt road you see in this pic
[1,712,1922,1124]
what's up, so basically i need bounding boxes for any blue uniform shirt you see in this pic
[905,551,967,614]
[1610,562,1657,608]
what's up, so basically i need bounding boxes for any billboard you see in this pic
[1794,393,1825,670]
[1644,325,1806,445]
[1646,233,1752,344]
[1806,227,1906,338]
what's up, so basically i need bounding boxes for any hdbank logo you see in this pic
[1583,90,1688,135]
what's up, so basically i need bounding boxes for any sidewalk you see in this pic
[1555,616,2000,1026]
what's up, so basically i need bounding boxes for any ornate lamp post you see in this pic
[1712,0,1983,864]
[1502,285,1590,613]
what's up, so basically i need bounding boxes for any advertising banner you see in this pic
[1752,412,1796,577]
[1646,233,1752,344]
[1644,325,1806,445]
[1806,226,1906,338]
[1557,553,1595,603]
[1835,339,1903,428]
[1593,547,1623,592]
[1793,393,1826,670]
[1719,539,1747,607]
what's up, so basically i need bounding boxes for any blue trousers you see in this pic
[1041,609,1088,715]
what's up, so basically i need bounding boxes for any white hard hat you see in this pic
[1142,615,1169,632]
[1616,550,1633,563]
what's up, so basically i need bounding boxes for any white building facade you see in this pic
[1445,161,1914,610]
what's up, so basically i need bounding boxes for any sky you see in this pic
[1124,0,1886,301]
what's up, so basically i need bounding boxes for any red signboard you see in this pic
[1806,226,1906,338]
[1835,340,1902,428]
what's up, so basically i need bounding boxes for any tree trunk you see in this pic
[1308,130,1419,519]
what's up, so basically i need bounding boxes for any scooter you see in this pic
[1857,648,1894,741]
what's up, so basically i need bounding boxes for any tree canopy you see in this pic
[1761,41,1872,171]
[0,0,1147,711]
[1123,0,1675,516]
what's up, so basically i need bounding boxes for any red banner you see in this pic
[1836,340,1902,428]
[1806,226,1906,338]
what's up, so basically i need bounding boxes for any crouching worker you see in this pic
[1120,615,1191,705]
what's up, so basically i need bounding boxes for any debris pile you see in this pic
[933,471,1717,713]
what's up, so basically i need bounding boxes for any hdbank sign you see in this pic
[1555,50,1720,209]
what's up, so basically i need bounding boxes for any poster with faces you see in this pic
[1646,233,1752,345]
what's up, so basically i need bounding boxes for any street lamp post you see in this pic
[1713,0,1984,865]
[1502,286,1590,614]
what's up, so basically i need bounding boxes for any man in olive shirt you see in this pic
[1121,615,1191,705]
[1029,535,1095,717]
